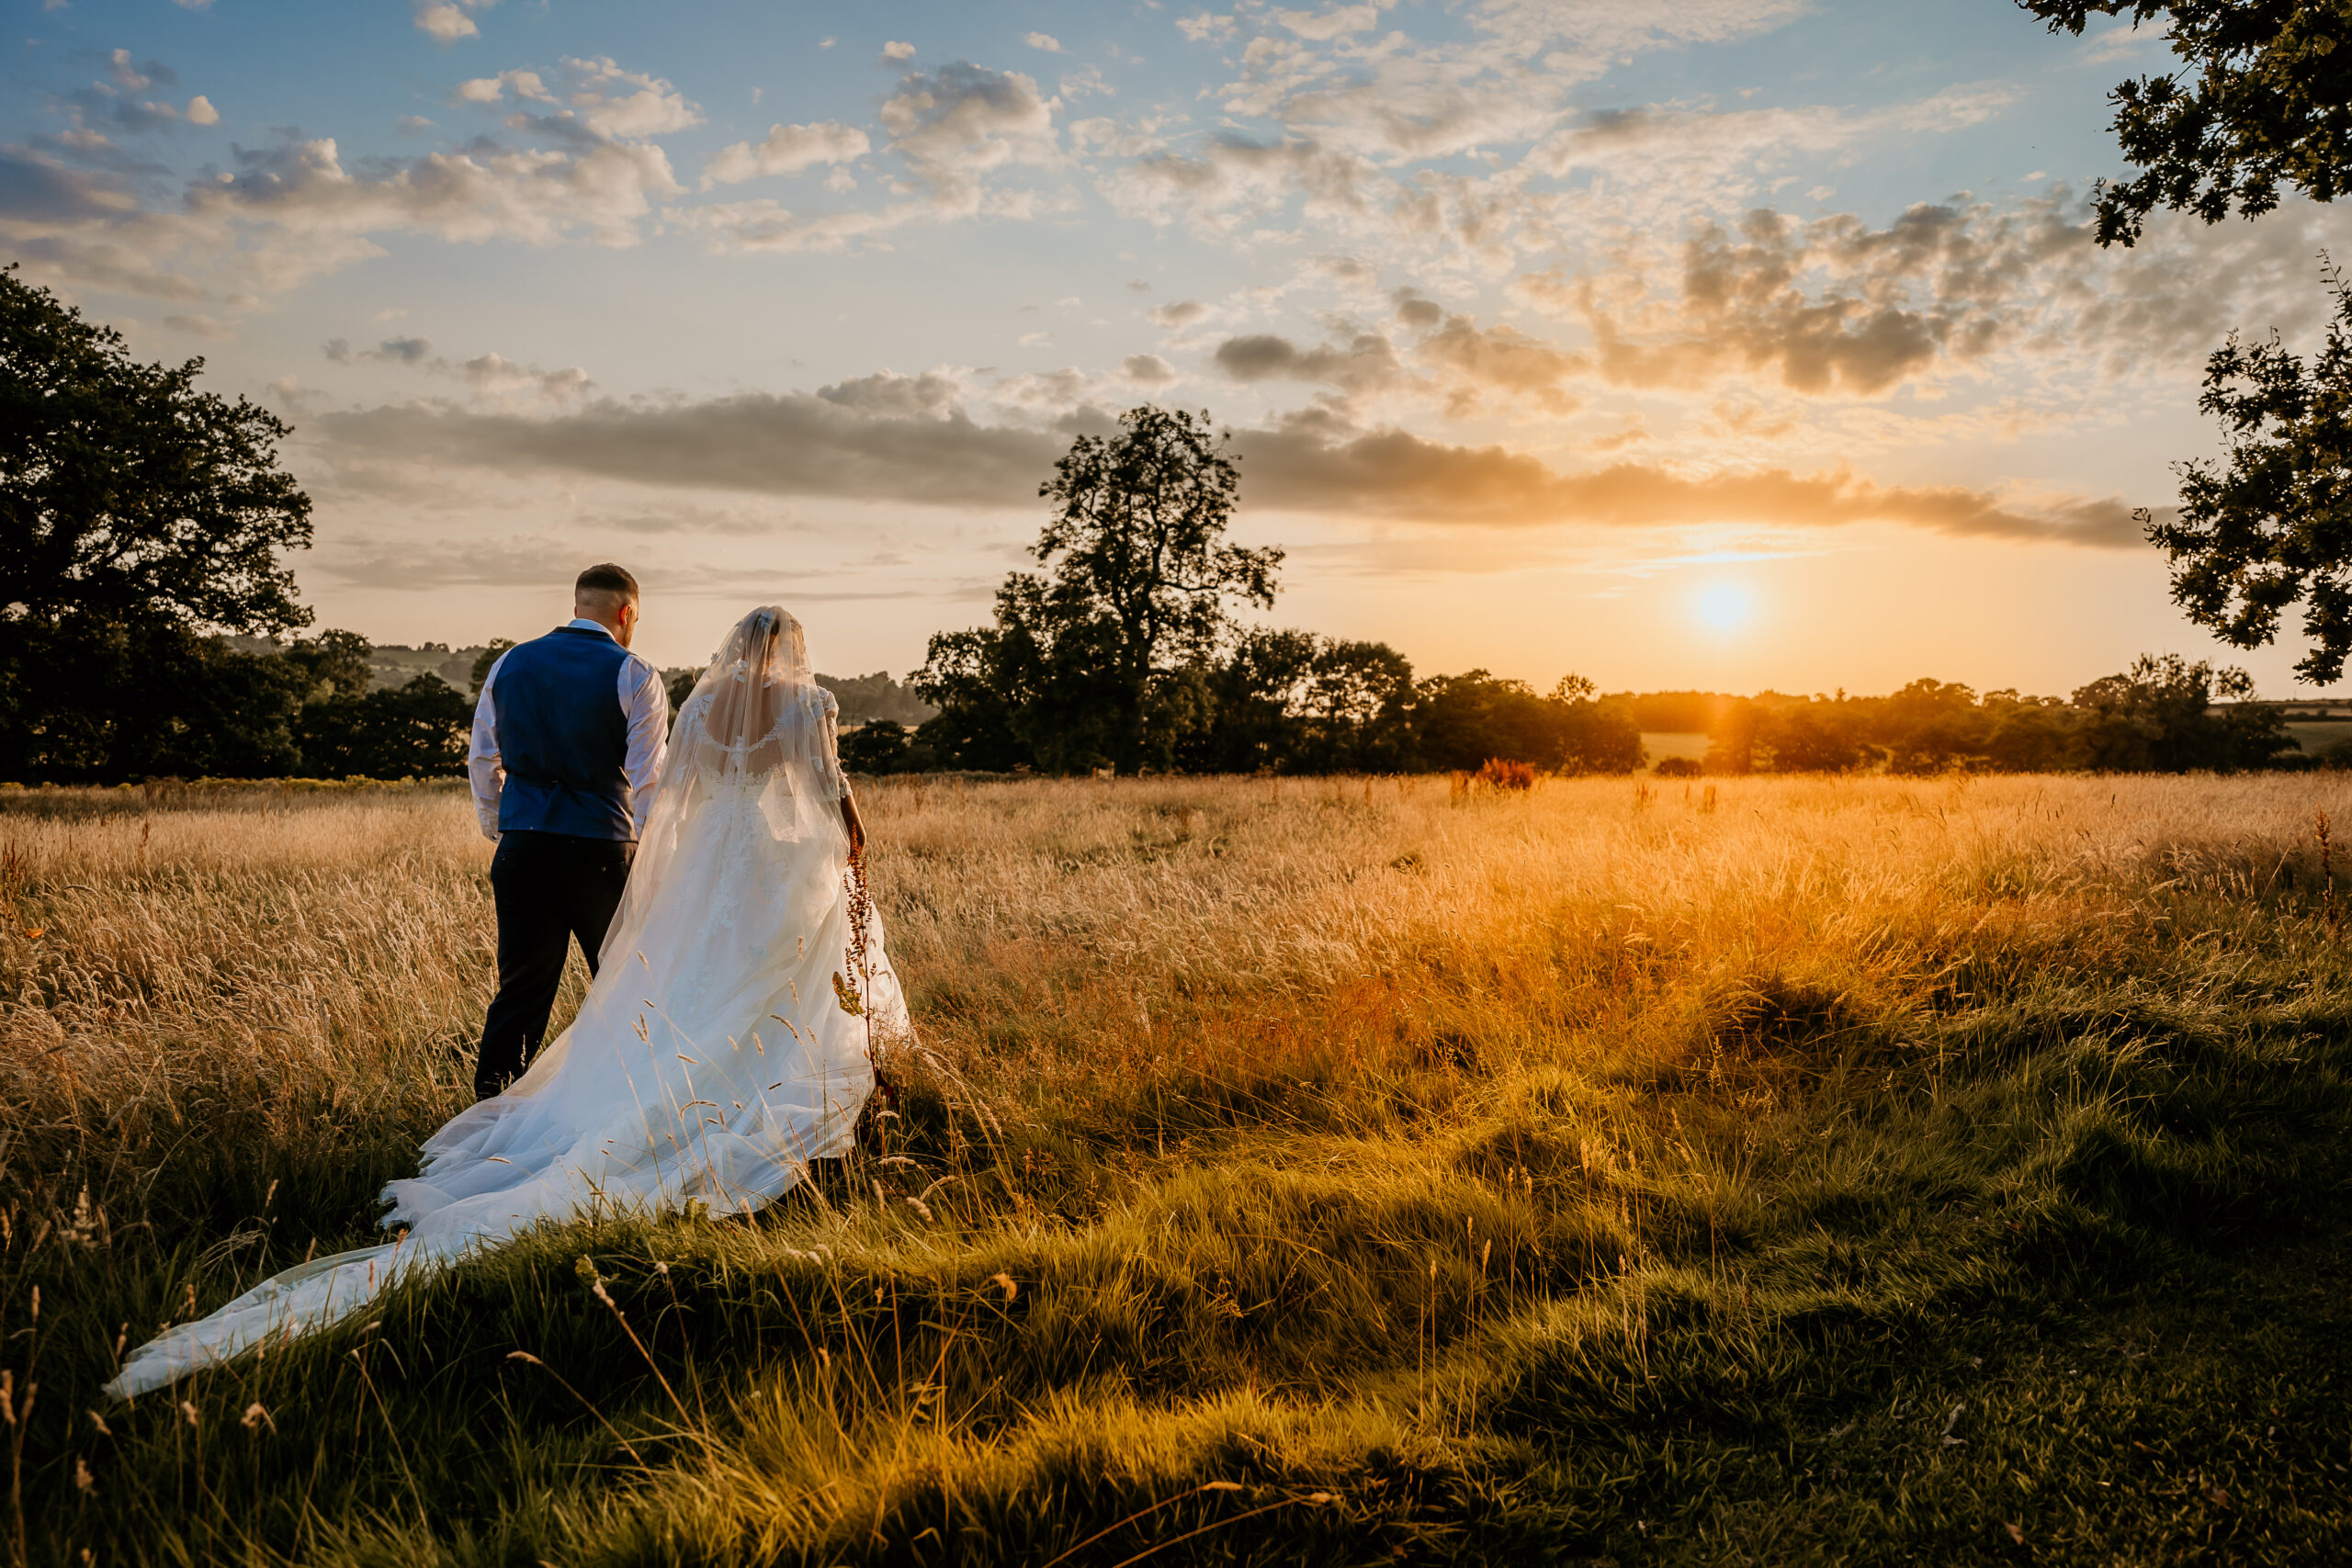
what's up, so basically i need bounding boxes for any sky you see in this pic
[9,0,2351,697]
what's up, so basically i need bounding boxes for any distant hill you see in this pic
[364,643,480,692]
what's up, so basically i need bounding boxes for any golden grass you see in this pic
[4,773,2345,1235]
[6,772,2352,1562]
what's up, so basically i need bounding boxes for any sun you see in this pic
[1695,582,1753,632]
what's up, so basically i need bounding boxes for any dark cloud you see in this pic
[324,335,434,365]
[318,533,990,602]
[318,387,1063,506]
[0,148,128,222]
[1121,353,1176,383]
[1391,288,1442,330]
[313,379,2147,549]
[1211,331,1401,389]
[815,369,963,419]
[1235,421,2145,546]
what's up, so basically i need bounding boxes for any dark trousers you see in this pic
[474,830,636,1098]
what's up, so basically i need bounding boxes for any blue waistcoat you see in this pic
[492,626,638,840]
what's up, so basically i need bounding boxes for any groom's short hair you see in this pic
[574,563,639,615]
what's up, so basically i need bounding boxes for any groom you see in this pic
[466,563,671,1099]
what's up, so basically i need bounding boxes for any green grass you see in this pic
[9,777,2352,1563]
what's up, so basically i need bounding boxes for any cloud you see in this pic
[1106,134,1375,235]
[680,197,892,254]
[684,67,1064,253]
[414,0,494,42]
[1069,114,1172,157]
[317,375,1063,506]
[0,124,691,311]
[456,58,699,144]
[701,120,869,188]
[1148,299,1210,328]
[1023,32,1063,52]
[880,62,1060,207]
[455,68,549,105]
[454,349,594,402]
[307,371,2150,554]
[1271,3,1387,41]
[1233,419,2145,546]
[1412,312,1585,411]
[560,56,703,139]
[1573,206,2018,397]
[321,333,593,406]
[0,147,135,223]
[324,333,433,364]
[185,95,219,127]
[320,531,580,590]
[1213,331,1403,391]
[198,134,681,248]
[881,40,916,62]
[1122,353,1177,382]
[1512,193,2352,400]
[107,51,160,91]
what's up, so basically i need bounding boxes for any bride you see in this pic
[107,606,907,1399]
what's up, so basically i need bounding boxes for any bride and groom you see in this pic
[107,566,904,1398]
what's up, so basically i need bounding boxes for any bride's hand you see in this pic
[840,792,867,864]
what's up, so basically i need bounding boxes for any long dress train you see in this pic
[106,606,904,1400]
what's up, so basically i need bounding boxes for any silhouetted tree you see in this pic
[2068,653,2293,771]
[1409,672,1641,775]
[1880,679,1991,773]
[841,718,917,776]
[1299,638,1418,773]
[0,268,316,781]
[298,671,471,779]
[1185,628,1319,773]
[1983,691,2077,772]
[2018,1,2352,245]
[2020,4,2352,683]
[2146,277,2352,681]
[918,407,1281,773]
[1757,701,1870,773]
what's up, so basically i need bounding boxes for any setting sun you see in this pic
[1696,582,1754,632]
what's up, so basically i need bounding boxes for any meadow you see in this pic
[2,773,2349,1564]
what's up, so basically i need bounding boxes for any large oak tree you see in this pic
[2020,1,2352,680]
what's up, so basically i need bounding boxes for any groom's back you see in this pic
[492,626,636,840]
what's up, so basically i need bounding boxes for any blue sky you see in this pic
[9,0,2347,695]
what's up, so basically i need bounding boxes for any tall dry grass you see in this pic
[4,772,2350,1562]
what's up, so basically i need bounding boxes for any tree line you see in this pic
[1639,660,2298,776]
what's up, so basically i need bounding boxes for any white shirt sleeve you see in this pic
[620,655,671,837]
[466,653,510,842]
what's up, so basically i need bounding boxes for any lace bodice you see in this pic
[671,682,845,798]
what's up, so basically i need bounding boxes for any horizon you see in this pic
[10,0,2350,697]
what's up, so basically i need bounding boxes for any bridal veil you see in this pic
[106,605,905,1399]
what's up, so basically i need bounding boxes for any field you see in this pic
[3,773,2350,1564]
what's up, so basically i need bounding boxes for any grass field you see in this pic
[4,773,2350,1564]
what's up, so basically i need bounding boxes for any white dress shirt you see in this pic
[467,618,670,841]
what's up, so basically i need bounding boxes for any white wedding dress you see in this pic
[106,607,907,1400]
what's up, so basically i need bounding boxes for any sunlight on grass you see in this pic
[4,773,2350,1562]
